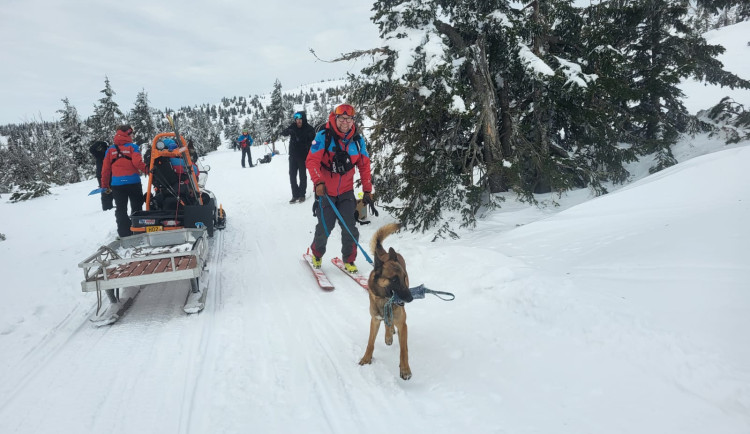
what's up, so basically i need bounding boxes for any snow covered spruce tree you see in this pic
[349,2,481,237]
[88,76,124,142]
[186,108,222,155]
[267,79,288,140]
[589,0,750,173]
[349,0,626,235]
[347,0,749,234]
[57,98,91,183]
[128,89,157,147]
[506,0,637,195]
[3,122,57,201]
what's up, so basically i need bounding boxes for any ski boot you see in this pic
[312,256,322,269]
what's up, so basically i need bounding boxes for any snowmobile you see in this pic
[78,132,226,326]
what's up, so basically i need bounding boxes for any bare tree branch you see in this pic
[309,47,392,63]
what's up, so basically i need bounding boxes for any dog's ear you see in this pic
[373,253,384,270]
[388,247,398,262]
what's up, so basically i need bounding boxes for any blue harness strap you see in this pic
[317,194,373,264]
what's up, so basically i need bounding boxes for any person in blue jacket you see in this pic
[237,129,254,168]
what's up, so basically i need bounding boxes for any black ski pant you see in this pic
[112,183,144,237]
[289,155,307,199]
[310,190,359,263]
[241,147,253,167]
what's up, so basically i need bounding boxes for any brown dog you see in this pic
[359,223,414,380]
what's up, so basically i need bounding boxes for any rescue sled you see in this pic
[78,131,226,325]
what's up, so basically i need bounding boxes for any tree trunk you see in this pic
[434,20,506,192]
[473,37,506,193]
[530,0,551,193]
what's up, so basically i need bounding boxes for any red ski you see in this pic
[331,257,369,291]
[303,252,334,291]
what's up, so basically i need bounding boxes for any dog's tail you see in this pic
[371,223,401,254]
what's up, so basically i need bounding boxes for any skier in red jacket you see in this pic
[101,125,147,238]
[306,104,374,272]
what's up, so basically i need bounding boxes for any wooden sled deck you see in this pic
[79,228,209,292]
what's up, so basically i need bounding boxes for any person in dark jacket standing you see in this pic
[237,129,254,168]
[89,140,114,211]
[281,111,316,203]
[101,125,147,238]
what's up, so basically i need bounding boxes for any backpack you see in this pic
[151,156,179,189]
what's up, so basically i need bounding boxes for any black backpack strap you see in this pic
[112,144,132,163]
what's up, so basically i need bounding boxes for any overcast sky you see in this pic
[0,0,382,124]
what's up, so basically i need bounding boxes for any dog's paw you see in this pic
[400,368,412,380]
[359,356,372,366]
[384,326,394,345]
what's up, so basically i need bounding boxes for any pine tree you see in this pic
[129,89,156,146]
[350,0,492,236]
[57,98,90,183]
[89,76,124,142]
[223,118,241,147]
[600,0,750,172]
[267,79,287,139]
[4,122,56,200]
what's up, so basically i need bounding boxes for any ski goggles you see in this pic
[293,112,302,120]
[333,104,355,117]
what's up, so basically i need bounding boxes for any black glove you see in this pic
[363,192,378,216]
[312,199,318,217]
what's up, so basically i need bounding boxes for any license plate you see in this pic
[146,226,163,233]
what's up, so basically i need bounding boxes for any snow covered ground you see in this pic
[0,136,747,434]
[1,21,749,434]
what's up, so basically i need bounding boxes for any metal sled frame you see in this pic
[145,132,203,209]
[78,228,209,295]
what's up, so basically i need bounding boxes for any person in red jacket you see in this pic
[306,103,374,272]
[101,124,147,238]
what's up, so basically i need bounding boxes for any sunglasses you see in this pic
[293,113,302,120]
[334,104,355,117]
[336,115,355,122]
